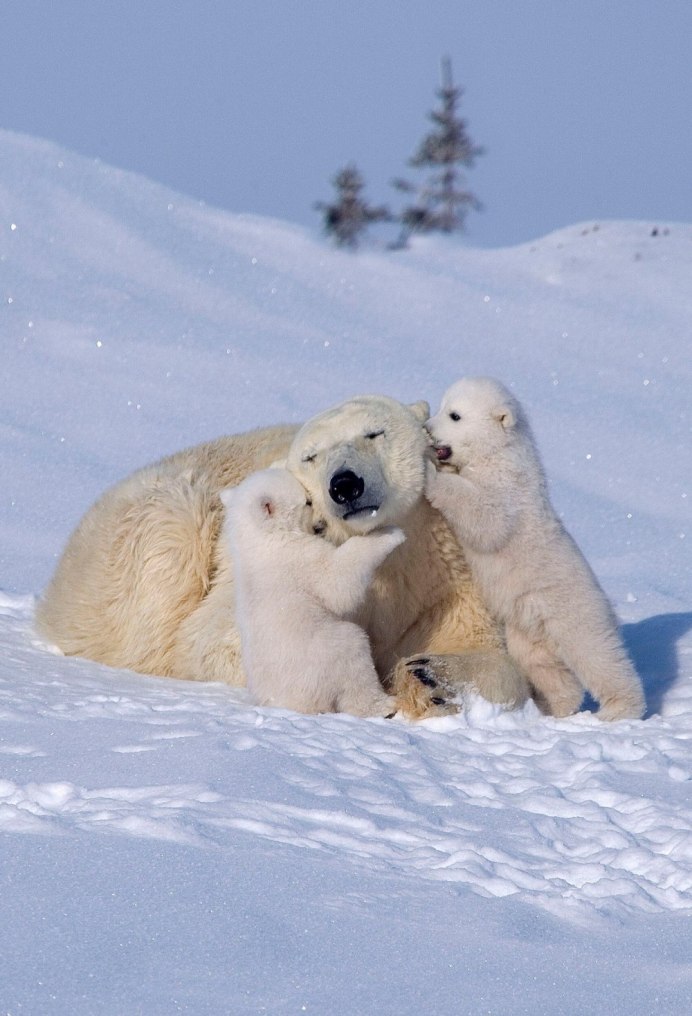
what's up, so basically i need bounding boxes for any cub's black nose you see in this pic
[329,469,365,505]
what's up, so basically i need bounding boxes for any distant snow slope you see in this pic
[1,131,690,1014]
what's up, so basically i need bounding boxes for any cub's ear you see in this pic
[493,403,516,430]
[408,400,430,423]
[255,493,276,519]
[220,484,275,520]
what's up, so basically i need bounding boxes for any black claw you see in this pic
[430,696,447,707]
[412,667,437,688]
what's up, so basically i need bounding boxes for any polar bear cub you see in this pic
[221,467,404,717]
[425,377,645,721]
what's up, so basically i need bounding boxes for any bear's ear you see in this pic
[408,400,430,423]
[493,403,516,430]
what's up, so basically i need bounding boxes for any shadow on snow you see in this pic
[622,612,692,717]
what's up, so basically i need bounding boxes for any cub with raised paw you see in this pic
[426,377,645,721]
[222,467,404,717]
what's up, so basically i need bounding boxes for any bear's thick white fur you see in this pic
[36,394,529,717]
[426,376,646,721]
[223,467,403,716]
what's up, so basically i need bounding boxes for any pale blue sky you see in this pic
[2,0,690,246]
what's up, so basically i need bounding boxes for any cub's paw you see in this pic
[389,656,460,720]
[338,691,399,719]
[369,525,406,554]
[597,691,646,722]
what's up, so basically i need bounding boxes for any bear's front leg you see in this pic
[390,650,530,720]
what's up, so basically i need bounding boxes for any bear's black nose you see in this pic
[329,469,365,505]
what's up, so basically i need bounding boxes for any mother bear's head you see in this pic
[286,395,431,543]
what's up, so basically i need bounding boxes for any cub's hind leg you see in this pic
[505,624,584,717]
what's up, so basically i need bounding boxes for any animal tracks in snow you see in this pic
[1,595,691,921]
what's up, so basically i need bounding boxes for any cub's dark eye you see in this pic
[301,453,316,464]
[365,429,385,440]
[449,412,461,422]
[305,499,313,507]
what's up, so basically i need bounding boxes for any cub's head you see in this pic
[427,377,523,468]
[221,467,313,539]
[286,395,431,543]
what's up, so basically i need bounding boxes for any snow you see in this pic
[1,129,691,1014]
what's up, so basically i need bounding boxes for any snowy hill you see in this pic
[1,130,691,1014]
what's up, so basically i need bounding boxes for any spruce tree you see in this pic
[394,58,483,246]
[315,164,390,249]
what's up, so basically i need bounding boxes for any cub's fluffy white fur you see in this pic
[222,467,404,717]
[425,377,645,721]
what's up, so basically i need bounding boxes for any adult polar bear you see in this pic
[36,395,528,718]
